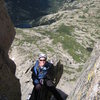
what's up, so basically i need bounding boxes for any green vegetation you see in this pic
[57,24,74,36]
[39,24,90,62]
[16,23,90,63]
[15,28,41,46]
[54,36,90,62]
[14,38,24,46]
[23,35,41,44]
[14,35,40,46]
[46,46,54,52]
[40,48,46,53]
[79,15,86,19]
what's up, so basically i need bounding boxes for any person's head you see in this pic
[38,53,47,67]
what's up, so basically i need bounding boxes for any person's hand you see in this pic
[40,79,44,85]
[35,84,41,90]
[46,80,54,87]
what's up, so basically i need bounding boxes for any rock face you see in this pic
[68,41,100,100]
[0,0,21,100]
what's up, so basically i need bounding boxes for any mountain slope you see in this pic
[68,41,100,100]
[8,0,100,99]
[5,0,72,27]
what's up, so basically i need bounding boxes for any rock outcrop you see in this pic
[0,0,21,100]
[68,41,100,100]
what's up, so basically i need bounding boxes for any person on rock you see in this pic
[30,53,63,100]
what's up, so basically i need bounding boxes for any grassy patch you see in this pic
[23,35,40,44]
[15,36,40,46]
[38,25,90,62]
[53,35,90,62]
[57,24,74,36]
[79,15,86,19]
[46,46,54,52]
[40,48,46,53]
[15,28,41,45]
[30,24,90,63]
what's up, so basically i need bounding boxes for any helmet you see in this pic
[39,53,47,59]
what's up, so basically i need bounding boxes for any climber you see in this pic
[30,53,63,100]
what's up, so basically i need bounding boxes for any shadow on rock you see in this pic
[0,0,21,99]
[0,49,21,100]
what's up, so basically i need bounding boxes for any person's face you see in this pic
[39,57,46,67]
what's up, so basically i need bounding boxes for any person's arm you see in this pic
[42,62,54,80]
[31,69,40,85]
[46,62,55,81]
[31,60,41,85]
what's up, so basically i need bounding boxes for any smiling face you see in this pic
[39,57,46,67]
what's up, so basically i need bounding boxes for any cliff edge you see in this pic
[68,41,100,100]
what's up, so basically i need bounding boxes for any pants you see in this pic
[29,80,63,100]
[45,80,63,100]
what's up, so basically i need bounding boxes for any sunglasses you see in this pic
[39,59,46,61]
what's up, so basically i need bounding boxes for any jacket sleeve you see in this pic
[31,66,39,85]
[45,62,54,80]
